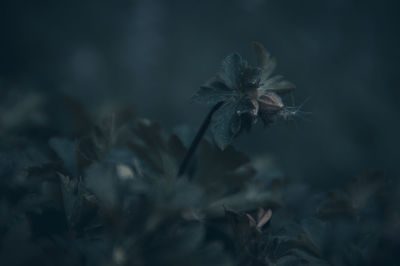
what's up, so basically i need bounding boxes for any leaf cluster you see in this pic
[192,43,296,149]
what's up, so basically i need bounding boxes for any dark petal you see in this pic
[259,93,284,114]
[262,75,283,87]
[253,42,269,68]
[260,75,296,94]
[257,208,266,221]
[219,53,247,90]
[253,42,276,80]
[256,209,272,230]
[246,213,257,227]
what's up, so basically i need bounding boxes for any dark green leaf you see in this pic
[219,53,247,90]
[210,101,239,150]
[194,140,255,200]
[192,82,235,105]
[123,119,186,175]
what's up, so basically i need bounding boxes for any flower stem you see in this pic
[178,101,224,177]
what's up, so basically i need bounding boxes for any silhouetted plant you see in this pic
[179,42,295,176]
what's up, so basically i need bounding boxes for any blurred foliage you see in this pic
[0,102,398,266]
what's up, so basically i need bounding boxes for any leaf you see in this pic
[316,190,354,219]
[26,163,62,182]
[224,208,258,245]
[230,113,242,136]
[49,138,78,176]
[207,181,282,216]
[276,249,329,266]
[76,113,128,172]
[276,234,321,258]
[57,173,99,232]
[219,53,247,90]
[347,171,384,211]
[317,171,386,220]
[210,101,239,150]
[194,140,255,200]
[210,96,257,150]
[84,163,118,210]
[192,80,235,105]
[123,119,186,175]
[300,218,328,250]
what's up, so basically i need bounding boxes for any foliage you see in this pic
[0,44,399,266]
[1,109,398,266]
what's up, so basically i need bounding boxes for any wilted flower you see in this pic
[192,42,296,149]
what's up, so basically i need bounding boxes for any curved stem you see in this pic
[178,101,224,177]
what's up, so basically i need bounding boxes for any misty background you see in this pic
[1,0,399,188]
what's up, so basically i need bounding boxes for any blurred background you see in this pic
[1,0,399,188]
